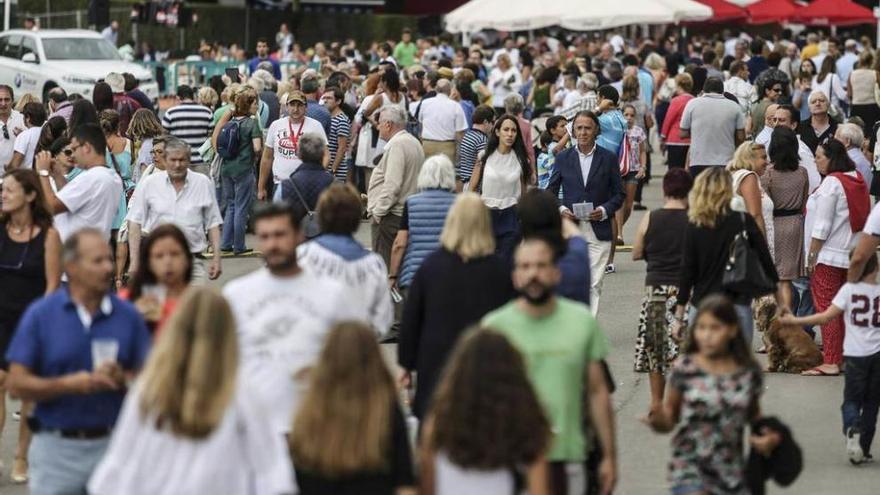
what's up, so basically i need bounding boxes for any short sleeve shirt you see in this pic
[6,290,151,429]
[680,94,745,167]
[482,298,609,462]
[220,116,262,178]
[863,203,880,237]
[265,117,327,183]
[457,128,488,183]
[55,165,123,242]
[831,282,880,357]
[327,113,351,164]
[13,126,41,169]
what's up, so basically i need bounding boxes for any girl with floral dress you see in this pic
[645,295,781,494]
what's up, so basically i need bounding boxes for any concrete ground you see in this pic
[1,164,878,493]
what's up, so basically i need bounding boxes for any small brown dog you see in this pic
[765,319,823,373]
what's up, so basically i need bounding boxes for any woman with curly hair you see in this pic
[672,167,781,345]
[421,327,550,495]
[291,321,416,495]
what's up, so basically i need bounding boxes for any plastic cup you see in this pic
[91,339,119,369]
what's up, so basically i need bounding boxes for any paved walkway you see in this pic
[1,166,878,493]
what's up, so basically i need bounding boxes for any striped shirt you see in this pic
[161,102,213,165]
[328,112,351,182]
[456,128,488,182]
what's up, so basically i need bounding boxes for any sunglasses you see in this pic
[2,124,7,140]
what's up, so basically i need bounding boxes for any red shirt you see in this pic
[661,93,694,145]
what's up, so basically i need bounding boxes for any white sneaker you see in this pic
[847,427,865,465]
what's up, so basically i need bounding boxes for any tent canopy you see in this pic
[792,0,876,26]
[445,0,712,33]
[745,0,799,24]
[695,0,748,22]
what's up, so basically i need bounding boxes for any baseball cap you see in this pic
[286,90,306,104]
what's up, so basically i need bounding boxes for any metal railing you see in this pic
[141,60,320,96]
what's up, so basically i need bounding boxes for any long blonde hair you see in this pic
[290,321,397,476]
[688,167,733,228]
[726,141,765,173]
[138,287,238,439]
[440,192,496,261]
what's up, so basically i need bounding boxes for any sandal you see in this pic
[801,366,840,376]
[11,456,27,484]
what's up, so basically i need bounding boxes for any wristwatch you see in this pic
[37,169,50,177]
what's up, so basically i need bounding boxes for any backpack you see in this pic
[217,118,242,160]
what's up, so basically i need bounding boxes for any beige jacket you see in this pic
[367,130,425,218]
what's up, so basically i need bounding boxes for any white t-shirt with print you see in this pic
[12,126,40,169]
[54,165,123,242]
[265,116,327,184]
[832,282,880,357]
[863,203,880,237]
[222,267,361,434]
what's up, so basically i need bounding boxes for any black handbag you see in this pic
[722,213,776,298]
[288,178,321,239]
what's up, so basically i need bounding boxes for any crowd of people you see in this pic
[0,20,878,495]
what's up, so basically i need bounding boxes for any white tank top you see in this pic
[435,451,515,495]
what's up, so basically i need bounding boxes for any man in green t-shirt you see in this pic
[393,28,418,68]
[482,237,617,494]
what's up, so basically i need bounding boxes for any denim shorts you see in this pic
[623,171,640,184]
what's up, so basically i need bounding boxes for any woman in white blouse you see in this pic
[803,140,871,377]
[488,54,522,115]
[88,288,295,495]
[727,141,773,256]
[469,114,532,264]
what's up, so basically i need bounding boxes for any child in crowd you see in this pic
[606,103,647,273]
[646,295,779,493]
[781,251,880,465]
[536,115,567,191]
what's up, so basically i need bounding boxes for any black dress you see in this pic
[0,225,47,369]
[398,248,515,419]
[294,404,415,495]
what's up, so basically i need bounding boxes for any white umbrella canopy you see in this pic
[445,0,706,33]
[560,0,681,30]
[656,0,715,22]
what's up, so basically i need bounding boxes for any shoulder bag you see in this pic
[287,176,321,239]
[722,212,776,298]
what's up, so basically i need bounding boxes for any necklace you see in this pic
[7,222,31,235]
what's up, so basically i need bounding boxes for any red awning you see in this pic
[697,0,748,22]
[746,0,799,24]
[792,0,876,26]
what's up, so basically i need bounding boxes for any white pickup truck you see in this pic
[0,29,158,102]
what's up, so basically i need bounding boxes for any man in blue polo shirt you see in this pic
[6,228,150,495]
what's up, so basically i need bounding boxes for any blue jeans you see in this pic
[221,172,255,253]
[29,432,109,495]
[792,277,815,336]
[842,351,880,456]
